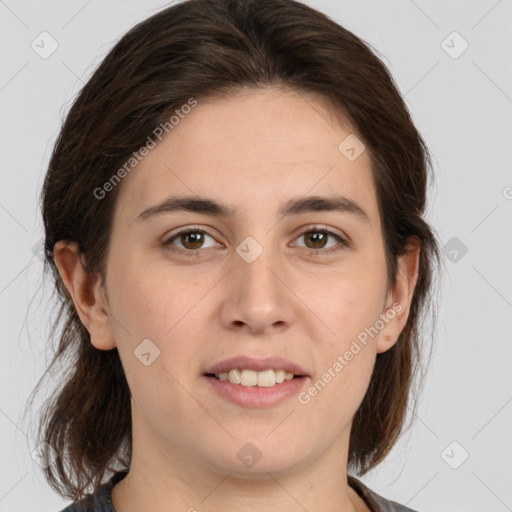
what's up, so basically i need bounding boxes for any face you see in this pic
[56,87,416,479]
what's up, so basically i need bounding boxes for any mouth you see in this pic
[203,368,309,408]
[203,355,310,389]
[204,370,306,388]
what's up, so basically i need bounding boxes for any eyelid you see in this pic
[291,225,351,252]
[294,224,350,243]
[161,225,220,249]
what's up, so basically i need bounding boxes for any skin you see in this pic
[54,87,419,512]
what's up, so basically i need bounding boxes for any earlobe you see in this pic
[53,240,117,350]
[376,240,421,354]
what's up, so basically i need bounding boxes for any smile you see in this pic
[211,368,296,387]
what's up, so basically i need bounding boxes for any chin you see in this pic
[208,450,303,479]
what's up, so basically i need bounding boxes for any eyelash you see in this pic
[162,225,350,257]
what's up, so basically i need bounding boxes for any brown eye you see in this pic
[303,231,329,249]
[178,231,205,250]
[162,228,218,254]
[295,228,349,254]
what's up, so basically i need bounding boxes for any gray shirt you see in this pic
[59,470,418,512]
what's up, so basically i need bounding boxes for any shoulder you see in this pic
[57,470,129,512]
[348,475,419,512]
[58,495,98,512]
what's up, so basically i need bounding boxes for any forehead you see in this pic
[114,87,378,223]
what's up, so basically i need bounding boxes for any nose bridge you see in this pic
[237,233,282,303]
[224,232,293,332]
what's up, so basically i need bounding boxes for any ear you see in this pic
[376,238,421,354]
[53,240,117,350]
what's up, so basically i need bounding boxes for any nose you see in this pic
[219,242,296,335]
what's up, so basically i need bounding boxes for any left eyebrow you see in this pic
[135,194,370,223]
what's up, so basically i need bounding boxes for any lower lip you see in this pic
[203,375,309,407]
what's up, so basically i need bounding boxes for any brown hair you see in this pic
[24,0,441,501]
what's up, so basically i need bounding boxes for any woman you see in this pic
[28,0,441,510]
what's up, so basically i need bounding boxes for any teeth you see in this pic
[275,370,286,384]
[228,369,241,384]
[215,369,297,387]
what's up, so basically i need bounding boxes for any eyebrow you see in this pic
[136,194,370,223]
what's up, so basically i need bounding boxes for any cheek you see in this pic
[108,257,207,342]
[295,328,376,448]
[306,255,388,401]
[105,264,206,423]
[316,265,388,347]
[300,288,380,430]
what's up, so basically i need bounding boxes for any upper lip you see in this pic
[205,356,309,376]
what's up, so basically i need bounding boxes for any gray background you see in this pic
[1,0,511,510]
